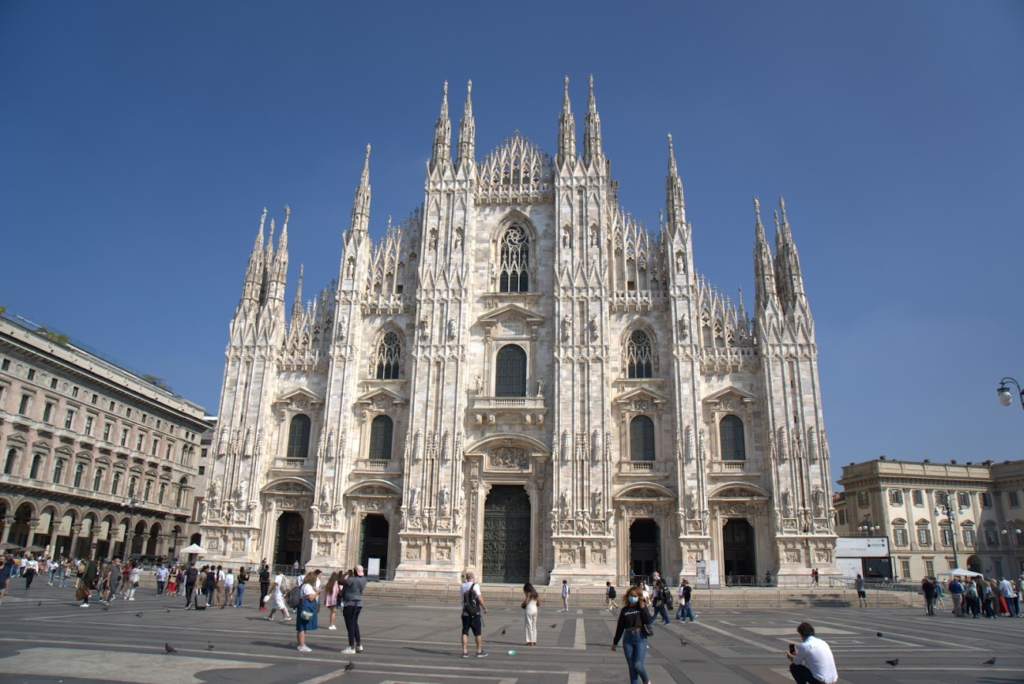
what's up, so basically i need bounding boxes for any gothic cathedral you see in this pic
[201,78,838,585]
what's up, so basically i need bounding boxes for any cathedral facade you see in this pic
[200,78,838,585]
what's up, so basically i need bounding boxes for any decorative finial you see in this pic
[443,80,448,96]
[284,205,290,223]
[753,196,760,216]
[773,210,780,231]
[365,144,371,161]
[260,207,267,227]
[779,197,787,222]
[467,79,472,94]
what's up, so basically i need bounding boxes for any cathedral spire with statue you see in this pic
[200,77,838,586]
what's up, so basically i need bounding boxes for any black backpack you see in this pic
[608,586,617,599]
[463,583,481,617]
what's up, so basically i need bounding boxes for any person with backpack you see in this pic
[203,566,217,607]
[340,565,368,654]
[266,568,291,622]
[679,579,696,623]
[606,581,617,612]
[184,563,199,609]
[460,570,489,658]
[651,579,672,625]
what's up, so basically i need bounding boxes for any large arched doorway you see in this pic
[630,519,661,583]
[483,485,531,583]
[359,514,390,578]
[147,523,161,556]
[966,555,982,574]
[10,503,33,548]
[130,521,147,556]
[274,512,305,568]
[723,519,756,585]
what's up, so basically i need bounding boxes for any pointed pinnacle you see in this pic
[360,144,371,183]
[441,80,449,117]
[588,74,596,111]
[667,134,677,175]
[283,204,290,225]
[464,80,473,114]
[753,196,765,237]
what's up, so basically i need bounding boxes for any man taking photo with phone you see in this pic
[786,622,837,684]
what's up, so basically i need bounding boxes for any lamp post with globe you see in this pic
[1000,520,1022,577]
[996,378,1024,410]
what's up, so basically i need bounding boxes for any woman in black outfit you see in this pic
[610,586,652,684]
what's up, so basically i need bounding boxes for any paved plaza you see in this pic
[1,583,1023,683]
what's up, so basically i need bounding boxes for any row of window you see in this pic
[1,357,200,441]
[283,412,746,463]
[858,489,1000,509]
[6,392,196,465]
[3,448,191,507]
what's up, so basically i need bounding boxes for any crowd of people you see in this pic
[926,574,1023,619]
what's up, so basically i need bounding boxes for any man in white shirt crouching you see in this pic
[786,622,838,684]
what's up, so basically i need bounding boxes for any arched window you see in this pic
[374,332,401,379]
[626,330,653,378]
[73,463,85,488]
[128,476,138,498]
[287,414,311,459]
[111,471,121,495]
[3,449,16,475]
[144,480,152,501]
[52,458,65,484]
[368,415,394,461]
[498,226,529,292]
[719,415,746,461]
[494,345,527,397]
[175,478,187,508]
[630,416,656,461]
[30,454,43,479]
[158,483,167,504]
[93,469,104,491]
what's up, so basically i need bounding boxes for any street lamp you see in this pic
[936,496,967,569]
[858,516,881,537]
[1000,520,1022,576]
[996,378,1024,410]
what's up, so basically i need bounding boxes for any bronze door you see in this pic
[483,485,531,583]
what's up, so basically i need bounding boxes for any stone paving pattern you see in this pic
[1,583,1022,683]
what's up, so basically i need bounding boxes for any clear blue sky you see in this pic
[2,1,1022,483]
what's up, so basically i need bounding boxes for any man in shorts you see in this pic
[855,574,867,608]
[102,558,121,604]
[460,571,488,658]
[266,569,291,622]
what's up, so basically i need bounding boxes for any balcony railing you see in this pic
[353,459,401,474]
[617,461,668,477]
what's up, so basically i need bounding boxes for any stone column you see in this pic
[0,517,14,546]
[25,519,39,549]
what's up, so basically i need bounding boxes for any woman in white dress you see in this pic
[521,583,540,646]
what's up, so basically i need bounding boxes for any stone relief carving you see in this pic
[208,480,221,508]
[561,430,571,462]
[488,447,528,469]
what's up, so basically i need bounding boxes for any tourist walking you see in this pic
[258,563,271,611]
[949,577,964,616]
[184,563,199,609]
[23,556,37,590]
[459,570,488,658]
[855,574,867,608]
[921,577,936,616]
[223,568,236,607]
[966,577,982,617]
[998,577,1017,617]
[126,562,141,600]
[295,571,321,652]
[235,567,248,607]
[611,586,653,684]
[155,564,168,596]
[102,559,121,604]
[166,565,177,596]
[679,579,696,623]
[0,554,17,604]
[786,622,838,684]
[340,565,368,654]
[605,581,617,612]
[521,582,539,646]
[202,566,216,606]
[561,579,570,611]
[266,568,291,622]
[213,565,225,607]
[810,568,819,587]
[77,558,97,608]
[323,571,340,630]
[651,580,672,625]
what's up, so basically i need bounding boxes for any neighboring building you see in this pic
[202,77,838,585]
[0,313,210,560]
[835,457,1024,580]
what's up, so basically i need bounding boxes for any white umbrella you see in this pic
[938,568,982,577]
[179,543,207,555]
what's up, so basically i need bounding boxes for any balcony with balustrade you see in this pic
[617,460,670,479]
[470,395,547,427]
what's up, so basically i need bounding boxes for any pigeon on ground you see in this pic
[37,601,42,607]
[136,613,143,617]
[166,609,171,613]
[876,632,884,637]
[550,624,557,628]
[344,661,355,672]
[679,639,688,646]
[207,642,215,651]
[165,643,177,654]
[885,658,899,668]
[501,629,506,635]
[102,606,110,612]
[983,657,997,666]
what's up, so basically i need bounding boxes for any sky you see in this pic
[2,1,1022,484]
